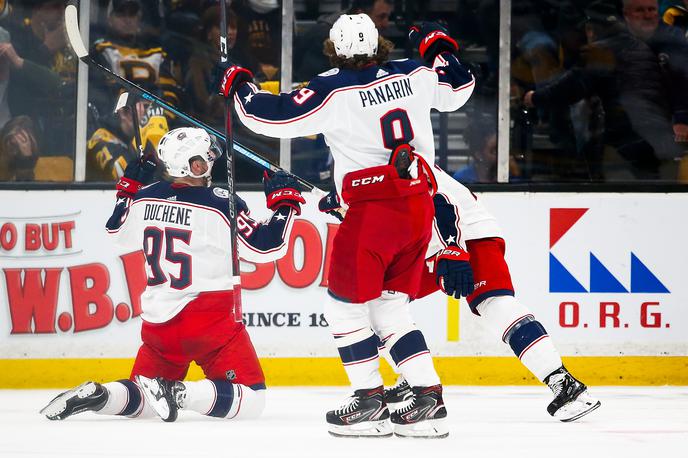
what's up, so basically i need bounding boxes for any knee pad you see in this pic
[233,387,265,420]
[368,291,428,367]
[324,293,379,366]
[324,294,374,347]
[476,295,534,342]
[476,295,549,358]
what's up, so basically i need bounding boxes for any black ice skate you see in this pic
[384,376,412,411]
[390,384,448,438]
[136,375,186,422]
[40,381,108,420]
[326,386,392,437]
[545,366,601,422]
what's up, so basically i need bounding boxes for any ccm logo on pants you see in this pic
[351,175,384,187]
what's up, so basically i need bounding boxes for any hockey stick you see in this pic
[219,0,241,289]
[114,92,144,157]
[64,2,326,197]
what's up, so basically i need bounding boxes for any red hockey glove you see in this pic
[318,190,344,222]
[435,246,474,298]
[218,65,254,98]
[115,154,157,199]
[408,22,459,63]
[263,170,305,215]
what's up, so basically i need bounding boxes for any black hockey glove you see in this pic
[408,22,459,63]
[435,246,474,299]
[263,170,306,215]
[115,154,157,199]
[318,190,344,222]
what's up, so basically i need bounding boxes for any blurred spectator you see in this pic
[453,114,522,183]
[523,5,683,179]
[623,0,688,144]
[0,0,77,156]
[0,115,72,181]
[87,101,168,181]
[231,0,281,82]
[0,116,38,180]
[186,4,238,125]
[90,0,182,119]
[293,0,393,81]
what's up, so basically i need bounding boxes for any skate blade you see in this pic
[559,400,601,422]
[39,382,97,420]
[555,390,602,422]
[328,420,393,438]
[394,418,449,439]
[135,375,174,422]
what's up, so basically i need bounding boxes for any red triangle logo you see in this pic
[550,208,588,248]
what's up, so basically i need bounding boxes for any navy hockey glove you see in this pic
[263,170,306,215]
[435,246,474,299]
[115,154,157,199]
[318,190,344,222]
[408,22,459,63]
[218,64,254,98]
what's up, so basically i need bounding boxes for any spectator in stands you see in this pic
[0,0,77,157]
[231,0,282,82]
[0,115,72,181]
[523,5,683,179]
[623,0,688,144]
[90,0,182,119]
[87,101,168,181]
[293,0,393,81]
[186,4,238,125]
[452,114,522,183]
[0,116,38,181]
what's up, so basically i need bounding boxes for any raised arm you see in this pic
[235,171,305,263]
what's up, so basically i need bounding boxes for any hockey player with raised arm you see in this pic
[218,14,477,438]
[40,127,305,422]
[367,23,600,423]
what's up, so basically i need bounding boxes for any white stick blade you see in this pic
[114,92,129,113]
[64,4,88,58]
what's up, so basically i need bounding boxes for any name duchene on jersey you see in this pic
[359,78,413,108]
[143,203,192,227]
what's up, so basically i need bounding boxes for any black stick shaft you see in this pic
[219,0,241,280]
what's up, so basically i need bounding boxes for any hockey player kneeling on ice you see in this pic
[40,127,304,422]
[218,14,470,438]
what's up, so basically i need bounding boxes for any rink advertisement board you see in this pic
[0,190,686,386]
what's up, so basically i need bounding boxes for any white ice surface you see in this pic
[0,387,686,458]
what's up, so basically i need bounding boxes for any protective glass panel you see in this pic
[292,0,501,187]
[85,0,283,186]
[0,1,77,183]
[511,0,688,183]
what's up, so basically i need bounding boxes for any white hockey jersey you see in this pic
[233,54,475,194]
[106,181,295,323]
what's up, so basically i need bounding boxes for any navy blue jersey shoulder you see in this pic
[310,59,425,92]
[134,181,246,220]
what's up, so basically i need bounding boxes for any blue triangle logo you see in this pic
[549,253,587,292]
[631,253,669,293]
[589,253,628,292]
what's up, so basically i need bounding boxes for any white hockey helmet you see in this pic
[157,127,222,179]
[329,14,379,59]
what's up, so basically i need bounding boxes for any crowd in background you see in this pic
[0,0,686,184]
